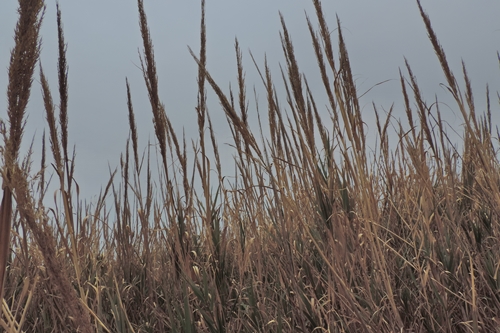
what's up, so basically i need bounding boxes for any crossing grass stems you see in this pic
[1,0,499,332]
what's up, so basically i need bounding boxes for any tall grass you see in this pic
[1,0,500,332]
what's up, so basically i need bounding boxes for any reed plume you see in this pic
[2,0,500,331]
[1,0,44,302]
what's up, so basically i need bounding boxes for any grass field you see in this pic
[1,0,500,332]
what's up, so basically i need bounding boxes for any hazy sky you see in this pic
[1,1,500,201]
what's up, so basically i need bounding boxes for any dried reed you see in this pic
[1,0,500,332]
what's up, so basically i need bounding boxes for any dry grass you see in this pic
[1,0,500,332]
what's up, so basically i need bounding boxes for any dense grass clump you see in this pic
[1,0,500,332]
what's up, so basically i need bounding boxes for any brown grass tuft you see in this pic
[2,0,500,332]
[1,0,44,303]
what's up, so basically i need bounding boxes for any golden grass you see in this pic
[1,0,500,332]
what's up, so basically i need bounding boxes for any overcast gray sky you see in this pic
[1,1,500,201]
